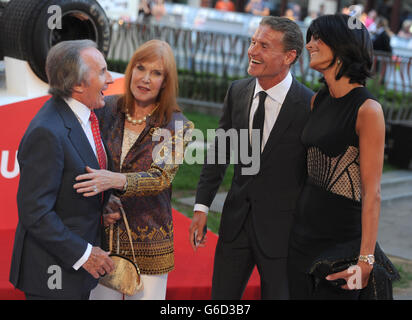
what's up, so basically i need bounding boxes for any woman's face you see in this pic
[306,35,335,72]
[130,59,165,107]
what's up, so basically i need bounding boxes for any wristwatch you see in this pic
[358,254,375,265]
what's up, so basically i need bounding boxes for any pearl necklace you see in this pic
[125,103,159,125]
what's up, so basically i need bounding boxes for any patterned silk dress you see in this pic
[97,95,194,275]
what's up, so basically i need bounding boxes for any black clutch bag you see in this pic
[308,241,400,300]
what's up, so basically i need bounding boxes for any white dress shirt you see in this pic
[64,97,100,270]
[194,72,293,215]
[249,72,292,152]
[65,98,98,157]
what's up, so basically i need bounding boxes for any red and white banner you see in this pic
[0,96,49,230]
[0,78,124,230]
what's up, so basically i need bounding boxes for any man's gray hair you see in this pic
[46,39,98,98]
[260,16,304,65]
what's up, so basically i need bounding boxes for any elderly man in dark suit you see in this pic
[9,40,115,300]
[189,16,314,299]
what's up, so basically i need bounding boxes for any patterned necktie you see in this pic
[252,91,267,150]
[89,111,107,170]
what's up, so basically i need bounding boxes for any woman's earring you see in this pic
[337,59,341,65]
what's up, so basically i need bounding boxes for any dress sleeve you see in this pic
[121,120,194,197]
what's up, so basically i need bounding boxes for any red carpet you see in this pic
[167,209,261,300]
[0,210,260,300]
[0,77,260,299]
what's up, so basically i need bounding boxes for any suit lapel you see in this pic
[238,79,256,159]
[260,78,300,163]
[243,79,256,131]
[54,98,100,169]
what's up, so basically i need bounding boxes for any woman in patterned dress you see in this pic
[74,40,193,300]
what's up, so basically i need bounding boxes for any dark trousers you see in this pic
[211,212,289,300]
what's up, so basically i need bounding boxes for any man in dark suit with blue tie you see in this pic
[189,17,314,299]
[9,40,115,300]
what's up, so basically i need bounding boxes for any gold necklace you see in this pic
[125,103,159,125]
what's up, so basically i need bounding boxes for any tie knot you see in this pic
[258,91,267,102]
[89,111,98,123]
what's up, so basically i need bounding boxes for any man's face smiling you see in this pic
[76,47,113,110]
[247,25,295,89]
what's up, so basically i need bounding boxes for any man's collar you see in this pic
[64,97,92,126]
[254,72,293,105]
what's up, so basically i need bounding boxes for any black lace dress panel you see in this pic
[307,145,361,202]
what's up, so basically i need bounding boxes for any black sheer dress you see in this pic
[287,86,398,299]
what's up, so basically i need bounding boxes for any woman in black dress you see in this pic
[287,14,396,299]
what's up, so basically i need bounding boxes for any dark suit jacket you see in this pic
[195,77,313,258]
[9,97,112,299]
